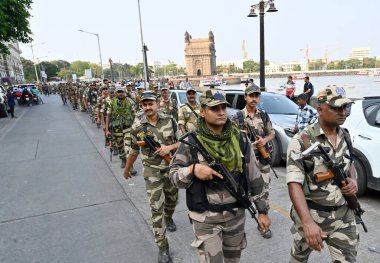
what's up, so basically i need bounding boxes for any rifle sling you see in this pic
[185,103,199,118]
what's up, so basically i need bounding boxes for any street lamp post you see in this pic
[137,0,149,87]
[247,0,277,90]
[78,29,104,79]
[30,42,46,83]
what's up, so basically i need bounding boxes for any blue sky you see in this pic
[20,0,379,65]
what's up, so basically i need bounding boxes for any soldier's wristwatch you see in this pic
[258,207,269,215]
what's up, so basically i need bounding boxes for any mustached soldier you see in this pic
[106,86,136,172]
[178,86,200,133]
[159,85,178,120]
[169,89,271,263]
[236,84,275,238]
[287,85,359,262]
[124,91,180,263]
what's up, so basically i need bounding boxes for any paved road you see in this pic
[0,95,379,263]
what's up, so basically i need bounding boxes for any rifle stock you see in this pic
[140,135,172,164]
[245,124,278,178]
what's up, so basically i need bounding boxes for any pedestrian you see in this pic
[6,88,16,118]
[169,89,271,263]
[106,86,136,171]
[235,83,275,239]
[285,76,296,100]
[286,85,358,262]
[294,93,318,133]
[159,85,178,120]
[303,76,314,104]
[124,91,180,263]
[178,87,200,134]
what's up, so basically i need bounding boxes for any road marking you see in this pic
[270,201,290,219]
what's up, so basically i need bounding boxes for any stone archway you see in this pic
[185,31,216,77]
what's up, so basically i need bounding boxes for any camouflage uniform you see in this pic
[107,96,135,161]
[69,84,78,110]
[240,107,275,197]
[159,97,178,120]
[169,89,269,263]
[88,88,99,122]
[286,120,358,263]
[129,111,179,250]
[178,103,201,132]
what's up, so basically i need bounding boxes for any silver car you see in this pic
[222,88,298,166]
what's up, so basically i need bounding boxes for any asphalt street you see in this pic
[0,95,379,263]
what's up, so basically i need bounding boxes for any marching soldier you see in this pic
[178,86,200,133]
[106,86,136,171]
[158,85,178,120]
[69,83,78,110]
[236,84,275,238]
[286,86,359,262]
[169,89,270,263]
[123,91,179,263]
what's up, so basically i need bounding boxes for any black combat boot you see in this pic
[120,158,126,168]
[105,137,109,148]
[113,146,118,156]
[165,218,177,232]
[130,166,138,176]
[158,246,172,263]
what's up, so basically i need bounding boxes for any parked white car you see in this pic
[343,97,380,195]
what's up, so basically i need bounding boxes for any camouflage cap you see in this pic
[200,89,229,107]
[140,91,158,101]
[186,86,197,93]
[317,85,353,107]
[245,83,261,95]
[115,86,125,92]
[160,84,169,90]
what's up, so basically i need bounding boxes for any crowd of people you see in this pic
[56,78,359,263]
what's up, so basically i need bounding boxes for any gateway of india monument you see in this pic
[184,31,217,77]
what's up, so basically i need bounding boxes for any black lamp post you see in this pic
[248,0,277,91]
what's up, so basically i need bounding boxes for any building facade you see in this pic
[0,42,24,84]
[184,31,216,76]
[348,47,371,60]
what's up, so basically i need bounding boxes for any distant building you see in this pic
[348,47,371,60]
[265,62,281,73]
[217,60,245,70]
[184,31,216,76]
[0,41,24,84]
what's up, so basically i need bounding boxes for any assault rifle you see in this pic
[179,131,259,225]
[313,143,368,232]
[245,124,278,179]
[136,135,172,164]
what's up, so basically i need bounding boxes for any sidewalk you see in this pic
[0,95,157,263]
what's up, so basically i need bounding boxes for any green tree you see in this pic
[69,60,90,77]
[0,0,33,55]
[309,59,324,70]
[57,68,74,80]
[37,61,59,81]
[345,59,362,69]
[243,60,260,73]
[326,62,336,70]
[50,60,70,71]
[292,65,301,71]
[21,57,36,82]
